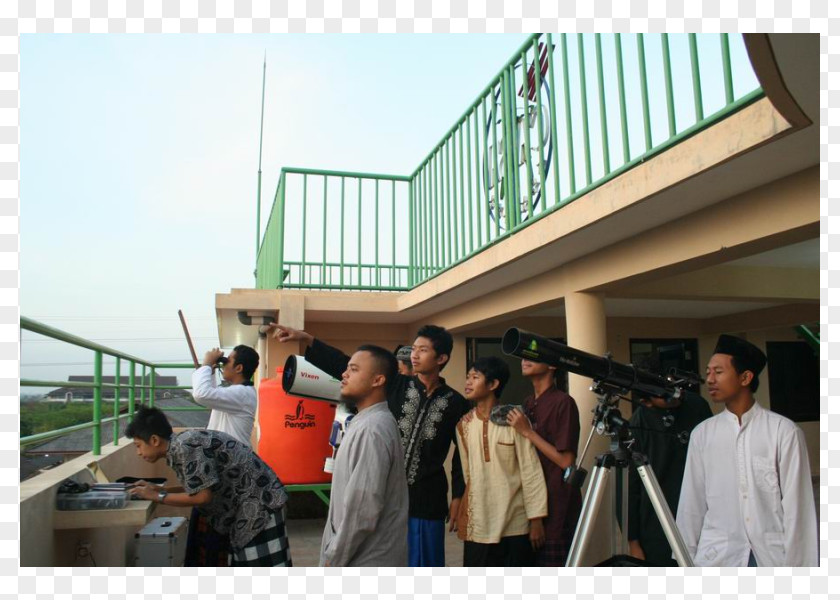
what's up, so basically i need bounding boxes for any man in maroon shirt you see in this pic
[506,359,582,567]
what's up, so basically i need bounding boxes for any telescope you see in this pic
[282,355,342,403]
[502,328,691,402]
[282,355,352,474]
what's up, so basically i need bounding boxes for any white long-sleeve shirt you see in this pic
[190,366,257,446]
[676,401,817,566]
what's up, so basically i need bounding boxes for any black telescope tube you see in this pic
[501,327,681,401]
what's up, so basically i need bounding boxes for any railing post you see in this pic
[357,178,363,286]
[408,179,415,287]
[150,366,156,408]
[113,357,121,446]
[689,33,704,122]
[561,34,576,194]
[521,48,534,219]
[545,33,561,206]
[595,33,611,176]
[391,180,397,286]
[375,180,380,286]
[340,176,345,288]
[302,174,308,286]
[128,360,136,421]
[93,351,102,455]
[278,171,286,289]
[141,365,147,406]
[322,175,328,286]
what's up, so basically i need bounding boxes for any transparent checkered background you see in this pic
[0,0,835,596]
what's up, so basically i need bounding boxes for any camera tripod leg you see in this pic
[636,463,695,567]
[566,462,612,567]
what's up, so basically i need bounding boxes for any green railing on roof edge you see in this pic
[256,33,764,292]
[20,316,208,455]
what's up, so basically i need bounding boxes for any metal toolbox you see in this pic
[133,517,188,567]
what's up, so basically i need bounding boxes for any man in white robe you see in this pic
[676,334,817,567]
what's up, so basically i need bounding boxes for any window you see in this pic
[766,341,819,422]
[629,338,701,390]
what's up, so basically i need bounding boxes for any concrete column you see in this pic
[565,291,608,434]
[564,291,612,565]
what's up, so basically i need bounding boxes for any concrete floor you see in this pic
[286,518,465,567]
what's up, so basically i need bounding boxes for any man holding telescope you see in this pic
[268,322,470,567]
[320,345,408,567]
[505,359,582,567]
[626,352,712,566]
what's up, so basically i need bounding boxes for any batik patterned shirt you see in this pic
[166,429,288,550]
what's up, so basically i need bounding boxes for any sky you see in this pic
[19,34,758,393]
[19,34,532,390]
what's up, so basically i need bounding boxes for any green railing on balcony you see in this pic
[256,168,413,291]
[256,33,763,292]
[20,316,205,455]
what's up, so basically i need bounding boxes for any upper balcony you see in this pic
[255,33,767,295]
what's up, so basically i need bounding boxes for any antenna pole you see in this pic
[255,52,267,282]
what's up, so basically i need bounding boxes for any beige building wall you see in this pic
[20,435,189,568]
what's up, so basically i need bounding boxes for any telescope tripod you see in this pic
[564,390,695,567]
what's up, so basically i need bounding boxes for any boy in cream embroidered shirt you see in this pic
[455,357,547,566]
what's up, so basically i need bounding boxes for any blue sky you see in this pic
[19,34,759,390]
[20,34,531,387]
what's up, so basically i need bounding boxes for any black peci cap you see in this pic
[713,334,767,377]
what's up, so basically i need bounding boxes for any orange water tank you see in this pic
[258,367,335,484]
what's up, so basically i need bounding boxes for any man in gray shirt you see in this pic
[320,344,409,567]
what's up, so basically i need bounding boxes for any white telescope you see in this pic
[282,355,342,403]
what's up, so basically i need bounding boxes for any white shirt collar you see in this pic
[724,399,761,427]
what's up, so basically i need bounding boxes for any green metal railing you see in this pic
[20,316,204,455]
[795,324,820,354]
[256,33,763,292]
[257,168,413,290]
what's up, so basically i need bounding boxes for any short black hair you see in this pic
[470,356,510,399]
[124,406,173,442]
[415,325,453,370]
[730,355,760,393]
[358,344,398,393]
[232,345,259,381]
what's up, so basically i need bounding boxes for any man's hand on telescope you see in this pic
[266,323,314,346]
[506,407,533,437]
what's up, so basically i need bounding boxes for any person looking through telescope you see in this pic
[185,344,259,567]
[626,352,712,566]
[267,322,470,567]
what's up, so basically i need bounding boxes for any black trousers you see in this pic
[463,534,535,567]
